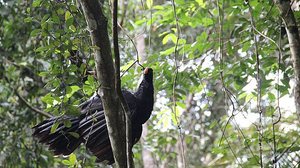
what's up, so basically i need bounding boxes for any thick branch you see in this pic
[78,0,127,167]
[275,0,300,114]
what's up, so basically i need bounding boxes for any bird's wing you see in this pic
[121,90,138,117]
[79,93,103,116]
[77,92,113,164]
[78,90,139,164]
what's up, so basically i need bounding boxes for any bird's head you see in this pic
[143,67,153,83]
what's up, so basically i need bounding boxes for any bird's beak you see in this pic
[144,67,149,75]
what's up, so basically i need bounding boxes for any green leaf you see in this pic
[41,93,54,105]
[50,122,59,134]
[66,85,81,98]
[35,46,49,52]
[70,5,78,12]
[62,160,71,166]
[71,85,80,92]
[57,8,65,15]
[211,146,226,154]
[121,60,135,71]
[24,17,32,23]
[65,11,74,27]
[146,0,153,8]
[65,11,72,21]
[201,17,213,27]
[65,105,81,116]
[30,29,41,37]
[69,153,77,165]
[160,47,175,56]
[162,33,177,45]
[32,0,42,7]
[68,132,80,139]
[40,14,50,29]
[171,107,181,126]
[52,14,60,24]
[87,75,95,85]
[268,92,275,101]
[209,120,218,129]
[176,102,185,109]
[244,139,251,146]
[64,119,72,128]
[178,38,186,45]
[69,25,76,32]
[290,146,300,152]
[195,0,206,8]
[245,93,254,103]
[249,0,259,7]
[238,92,247,100]
[83,85,93,95]
[247,155,259,165]
[39,72,48,77]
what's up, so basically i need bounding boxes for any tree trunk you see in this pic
[176,139,186,168]
[78,1,127,167]
[275,0,300,115]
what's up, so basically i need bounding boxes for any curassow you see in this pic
[32,67,154,164]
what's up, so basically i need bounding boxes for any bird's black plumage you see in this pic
[32,68,154,164]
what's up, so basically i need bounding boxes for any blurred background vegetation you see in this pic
[1,0,300,167]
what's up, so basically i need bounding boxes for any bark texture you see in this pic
[78,1,127,167]
[275,0,300,115]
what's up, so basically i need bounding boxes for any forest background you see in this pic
[1,0,300,167]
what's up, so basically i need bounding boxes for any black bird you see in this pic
[32,67,154,164]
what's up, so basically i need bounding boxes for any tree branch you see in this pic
[15,91,53,118]
[78,0,127,167]
[112,0,134,167]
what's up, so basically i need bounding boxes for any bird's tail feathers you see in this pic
[32,116,82,155]
[79,110,114,164]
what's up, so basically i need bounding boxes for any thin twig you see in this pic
[272,21,283,167]
[217,0,224,70]
[219,115,234,146]
[216,0,242,150]
[223,131,244,167]
[170,0,187,167]
[15,91,53,118]
[276,137,299,161]
[218,73,258,159]
[82,97,98,166]
[119,0,128,27]
[148,2,153,54]
[118,23,145,70]
[232,118,260,164]
[247,3,263,167]
[217,0,228,147]
[194,70,244,167]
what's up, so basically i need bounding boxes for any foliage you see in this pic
[1,0,300,167]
